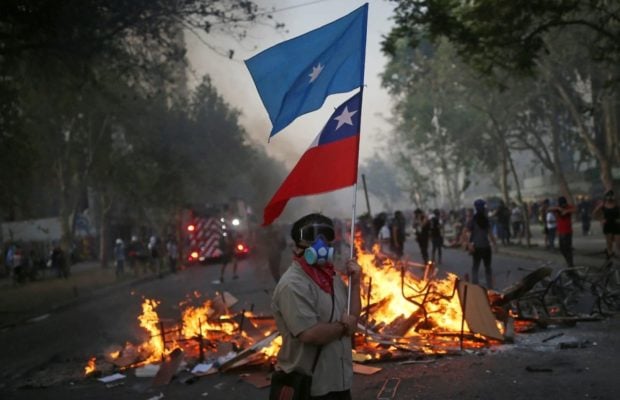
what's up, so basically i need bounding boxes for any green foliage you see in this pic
[386,0,620,79]
[381,38,494,206]
[0,0,284,233]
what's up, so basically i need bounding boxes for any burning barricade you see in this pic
[84,236,618,387]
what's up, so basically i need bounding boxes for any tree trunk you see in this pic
[548,100,574,202]
[506,148,531,246]
[499,142,510,203]
[553,79,614,190]
[98,192,112,268]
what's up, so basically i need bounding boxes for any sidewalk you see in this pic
[495,224,610,268]
[0,262,161,329]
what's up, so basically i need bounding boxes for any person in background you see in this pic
[265,224,287,283]
[377,213,392,256]
[213,230,238,284]
[593,189,620,259]
[390,210,407,259]
[546,201,557,250]
[496,200,511,245]
[50,243,68,279]
[510,202,524,245]
[540,198,550,248]
[148,235,161,275]
[578,196,593,236]
[271,213,361,399]
[429,209,444,264]
[413,209,430,264]
[114,238,125,278]
[166,238,178,274]
[549,196,577,270]
[465,199,497,289]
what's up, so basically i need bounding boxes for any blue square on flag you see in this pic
[245,3,367,139]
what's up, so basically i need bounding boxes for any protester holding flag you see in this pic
[271,213,361,400]
[247,6,368,397]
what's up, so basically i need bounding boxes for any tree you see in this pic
[385,0,620,191]
[381,38,491,209]
[0,1,281,263]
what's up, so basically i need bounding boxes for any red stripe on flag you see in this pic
[263,134,359,225]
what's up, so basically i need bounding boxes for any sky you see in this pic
[185,0,398,218]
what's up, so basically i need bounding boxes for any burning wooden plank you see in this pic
[381,308,425,337]
[219,331,280,372]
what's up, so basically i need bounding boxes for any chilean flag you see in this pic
[263,92,362,225]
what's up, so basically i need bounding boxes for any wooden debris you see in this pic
[494,267,553,307]
[353,363,381,375]
[381,309,425,337]
[457,281,504,341]
[219,331,279,372]
[152,348,184,387]
[240,371,272,388]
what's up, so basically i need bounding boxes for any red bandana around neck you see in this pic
[294,254,335,294]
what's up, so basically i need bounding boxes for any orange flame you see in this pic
[84,357,96,375]
[355,237,468,337]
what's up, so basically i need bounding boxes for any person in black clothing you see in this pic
[413,209,430,264]
[465,199,497,289]
[390,210,407,259]
[213,230,238,284]
[430,209,444,264]
[496,200,511,245]
[593,190,620,259]
[50,244,68,279]
[578,196,592,236]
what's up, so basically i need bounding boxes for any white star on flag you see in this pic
[308,63,324,83]
[333,106,358,130]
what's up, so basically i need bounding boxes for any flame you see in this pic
[84,357,96,375]
[85,233,499,369]
[259,335,282,358]
[355,237,469,338]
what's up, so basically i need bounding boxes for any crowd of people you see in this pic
[352,189,620,290]
[1,242,69,284]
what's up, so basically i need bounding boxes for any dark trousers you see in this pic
[558,233,574,268]
[431,237,443,263]
[471,246,493,289]
[417,238,429,264]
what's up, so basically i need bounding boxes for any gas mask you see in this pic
[303,235,334,266]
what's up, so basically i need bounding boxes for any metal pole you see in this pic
[348,183,358,314]
[198,317,205,362]
[460,284,468,351]
[362,174,371,217]
[159,321,166,362]
[365,277,372,340]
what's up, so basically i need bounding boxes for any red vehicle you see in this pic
[182,202,253,264]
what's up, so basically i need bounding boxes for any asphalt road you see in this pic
[0,243,618,400]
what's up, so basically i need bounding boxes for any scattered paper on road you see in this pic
[98,373,126,383]
[191,363,216,375]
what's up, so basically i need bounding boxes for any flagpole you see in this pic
[347,4,368,315]
[347,183,357,314]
